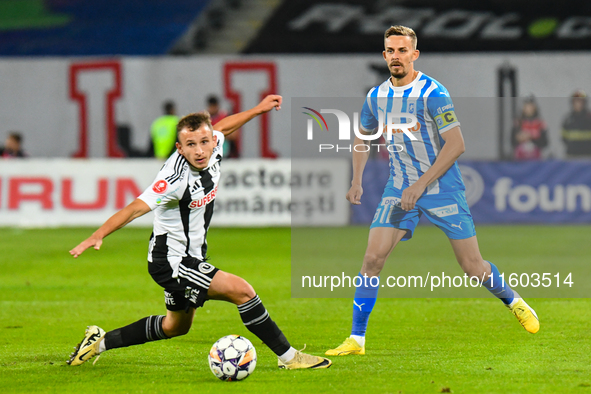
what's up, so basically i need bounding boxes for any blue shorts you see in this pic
[370,181,476,240]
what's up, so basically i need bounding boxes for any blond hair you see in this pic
[384,25,417,50]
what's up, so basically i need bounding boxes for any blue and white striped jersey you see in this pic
[360,71,465,195]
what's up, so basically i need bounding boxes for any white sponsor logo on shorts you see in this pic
[164,291,175,306]
[428,204,459,217]
[185,287,200,304]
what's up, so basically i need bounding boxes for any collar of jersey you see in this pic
[387,71,423,91]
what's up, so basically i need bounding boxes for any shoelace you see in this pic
[292,345,308,362]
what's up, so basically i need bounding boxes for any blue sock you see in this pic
[351,273,380,337]
[482,261,514,305]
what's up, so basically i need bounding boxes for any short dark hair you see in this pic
[384,25,417,50]
[163,101,175,114]
[176,112,213,137]
[8,131,22,144]
[207,95,219,106]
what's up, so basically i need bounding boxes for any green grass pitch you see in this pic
[1,225,590,393]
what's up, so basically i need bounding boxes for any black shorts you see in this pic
[148,256,219,312]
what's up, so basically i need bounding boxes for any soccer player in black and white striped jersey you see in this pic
[67,95,331,371]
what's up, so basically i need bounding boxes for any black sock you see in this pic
[238,295,291,356]
[103,315,169,350]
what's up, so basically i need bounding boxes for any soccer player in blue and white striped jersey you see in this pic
[326,25,539,357]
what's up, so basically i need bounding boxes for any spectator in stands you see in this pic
[148,101,179,160]
[207,95,239,158]
[562,90,591,158]
[511,95,548,160]
[1,131,27,158]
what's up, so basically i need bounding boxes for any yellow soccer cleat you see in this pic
[278,350,332,370]
[508,298,540,334]
[67,325,106,366]
[325,337,365,356]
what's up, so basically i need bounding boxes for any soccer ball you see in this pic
[208,335,257,381]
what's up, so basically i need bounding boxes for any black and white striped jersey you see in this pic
[138,130,224,274]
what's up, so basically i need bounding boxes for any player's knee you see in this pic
[162,317,192,337]
[231,277,256,305]
[363,252,386,275]
[170,325,191,337]
[459,256,487,277]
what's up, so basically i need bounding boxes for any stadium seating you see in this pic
[0,0,212,55]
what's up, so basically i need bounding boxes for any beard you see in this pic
[390,65,408,79]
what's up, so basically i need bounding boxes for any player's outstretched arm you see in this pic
[346,135,371,205]
[69,198,151,258]
[213,94,282,136]
[400,126,465,211]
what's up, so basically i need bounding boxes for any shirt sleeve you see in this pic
[213,130,225,158]
[427,87,461,134]
[360,90,379,133]
[138,154,187,210]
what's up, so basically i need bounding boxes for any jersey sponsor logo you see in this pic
[434,110,458,129]
[388,121,421,136]
[427,204,459,217]
[188,186,218,209]
[152,179,168,194]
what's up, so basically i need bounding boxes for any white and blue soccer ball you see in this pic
[208,335,257,381]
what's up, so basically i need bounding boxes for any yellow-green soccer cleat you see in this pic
[67,325,106,366]
[325,337,365,356]
[508,298,540,334]
[278,350,332,370]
